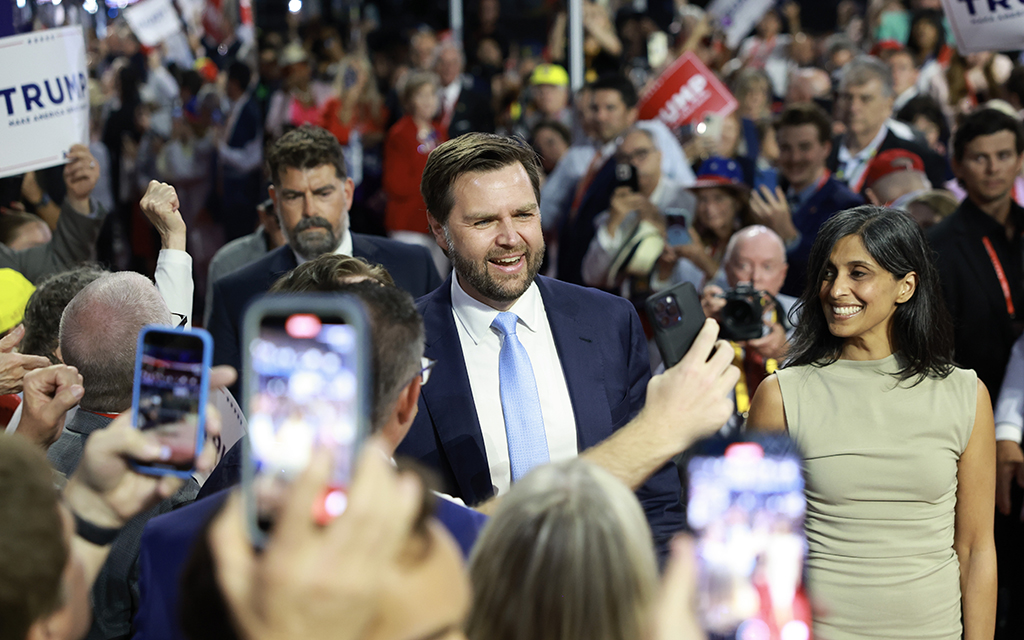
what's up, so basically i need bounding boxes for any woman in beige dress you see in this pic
[748,206,996,640]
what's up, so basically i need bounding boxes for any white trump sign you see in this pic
[123,0,183,47]
[941,0,1024,53]
[0,27,89,179]
[706,0,775,50]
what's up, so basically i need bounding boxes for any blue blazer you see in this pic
[396,275,685,553]
[133,484,488,640]
[207,235,443,396]
[780,176,863,297]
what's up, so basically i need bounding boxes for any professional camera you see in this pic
[718,284,783,341]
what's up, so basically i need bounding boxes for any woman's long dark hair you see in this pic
[785,206,955,383]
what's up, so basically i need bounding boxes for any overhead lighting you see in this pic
[288,0,302,13]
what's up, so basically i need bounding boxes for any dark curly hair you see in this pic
[265,124,347,186]
[20,264,107,361]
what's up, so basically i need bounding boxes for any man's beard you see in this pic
[287,216,343,261]
[444,226,544,304]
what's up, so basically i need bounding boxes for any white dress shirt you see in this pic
[450,275,578,495]
[836,123,890,190]
[995,334,1024,443]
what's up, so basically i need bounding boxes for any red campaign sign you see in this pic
[637,52,738,129]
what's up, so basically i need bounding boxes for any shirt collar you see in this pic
[450,274,543,345]
[291,229,353,266]
[838,122,889,162]
[786,172,824,210]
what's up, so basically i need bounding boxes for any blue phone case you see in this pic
[129,325,213,479]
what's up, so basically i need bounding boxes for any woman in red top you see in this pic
[382,71,447,263]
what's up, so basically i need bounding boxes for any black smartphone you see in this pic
[130,326,213,478]
[645,281,705,369]
[615,161,639,192]
[241,294,370,546]
[686,434,810,640]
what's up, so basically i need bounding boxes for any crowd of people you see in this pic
[2,0,1024,638]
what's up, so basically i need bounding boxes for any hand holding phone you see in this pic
[645,282,706,369]
[130,326,213,478]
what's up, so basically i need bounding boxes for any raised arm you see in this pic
[955,381,997,640]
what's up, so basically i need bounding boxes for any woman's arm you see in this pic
[746,374,787,432]
[955,380,997,640]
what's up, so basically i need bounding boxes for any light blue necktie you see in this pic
[492,311,549,482]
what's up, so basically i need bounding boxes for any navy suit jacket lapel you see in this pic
[264,246,298,292]
[418,277,492,502]
[351,233,378,264]
[536,278,613,451]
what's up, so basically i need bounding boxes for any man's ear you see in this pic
[380,377,421,451]
[426,214,449,255]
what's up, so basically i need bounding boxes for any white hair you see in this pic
[723,224,787,266]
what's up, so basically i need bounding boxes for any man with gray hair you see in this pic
[434,40,494,139]
[48,271,172,475]
[46,271,190,640]
[826,56,945,193]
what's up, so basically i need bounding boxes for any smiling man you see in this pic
[398,132,685,554]
[207,125,442,393]
[750,103,862,296]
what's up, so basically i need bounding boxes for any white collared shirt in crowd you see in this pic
[837,122,890,189]
[449,275,578,496]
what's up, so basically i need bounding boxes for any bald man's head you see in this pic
[724,225,788,295]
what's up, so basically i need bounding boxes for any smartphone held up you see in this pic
[242,294,370,546]
[130,326,213,478]
[686,435,811,640]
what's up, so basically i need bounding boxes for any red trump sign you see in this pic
[637,52,737,128]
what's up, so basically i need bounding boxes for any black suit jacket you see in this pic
[827,129,947,194]
[444,76,494,139]
[397,275,685,556]
[207,234,442,395]
[927,197,1024,396]
[556,154,616,286]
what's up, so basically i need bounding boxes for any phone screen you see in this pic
[248,312,360,531]
[687,438,811,640]
[666,223,691,247]
[134,329,208,473]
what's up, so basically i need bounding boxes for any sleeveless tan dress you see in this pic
[776,355,976,640]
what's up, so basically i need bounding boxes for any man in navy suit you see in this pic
[216,62,265,242]
[207,125,442,395]
[398,133,690,554]
[749,103,863,296]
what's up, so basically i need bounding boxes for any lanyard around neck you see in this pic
[981,236,1016,318]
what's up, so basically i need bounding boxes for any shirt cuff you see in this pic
[995,422,1023,443]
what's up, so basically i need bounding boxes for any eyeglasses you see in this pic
[617,147,654,165]
[418,357,437,386]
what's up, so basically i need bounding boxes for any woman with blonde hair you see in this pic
[466,459,658,640]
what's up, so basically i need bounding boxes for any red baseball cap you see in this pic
[862,149,925,190]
